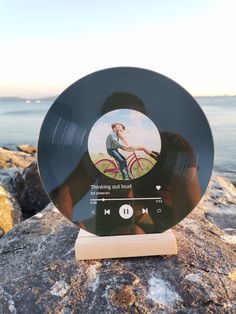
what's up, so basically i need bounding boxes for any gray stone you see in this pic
[0,147,34,169]
[14,161,50,215]
[0,197,235,313]
[0,168,19,194]
[0,227,4,238]
[204,173,236,232]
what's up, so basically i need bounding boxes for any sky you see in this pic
[0,0,235,98]
[88,109,162,156]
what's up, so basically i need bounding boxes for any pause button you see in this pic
[119,204,133,219]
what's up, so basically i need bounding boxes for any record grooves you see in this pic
[38,67,214,236]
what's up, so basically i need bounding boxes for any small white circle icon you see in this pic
[119,204,133,219]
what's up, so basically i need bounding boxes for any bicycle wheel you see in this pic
[130,158,154,179]
[95,159,118,179]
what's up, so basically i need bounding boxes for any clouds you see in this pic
[88,121,110,154]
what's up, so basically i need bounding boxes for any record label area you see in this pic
[37,67,214,236]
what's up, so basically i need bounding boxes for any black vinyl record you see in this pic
[37,67,214,236]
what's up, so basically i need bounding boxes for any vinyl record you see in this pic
[37,67,214,236]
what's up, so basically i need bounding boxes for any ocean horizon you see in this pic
[0,96,235,184]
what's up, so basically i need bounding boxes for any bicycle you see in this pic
[95,152,155,180]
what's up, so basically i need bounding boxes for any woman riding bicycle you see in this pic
[106,123,130,180]
[106,122,157,180]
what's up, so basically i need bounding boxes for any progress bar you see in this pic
[90,197,162,202]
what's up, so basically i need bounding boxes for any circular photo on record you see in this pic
[37,67,214,237]
[88,109,161,180]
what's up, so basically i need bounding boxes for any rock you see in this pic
[0,185,22,237]
[17,144,37,155]
[0,168,19,193]
[204,173,236,232]
[0,147,35,169]
[14,161,50,215]
[0,227,4,238]
[0,195,235,312]
[2,144,17,151]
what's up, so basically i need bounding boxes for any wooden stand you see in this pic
[75,229,177,260]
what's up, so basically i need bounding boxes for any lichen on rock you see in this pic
[0,184,22,236]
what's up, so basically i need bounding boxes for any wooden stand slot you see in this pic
[75,229,177,260]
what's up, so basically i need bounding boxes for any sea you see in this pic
[0,96,235,184]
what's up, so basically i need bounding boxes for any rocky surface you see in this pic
[17,144,37,155]
[204,173,236,236]
[0,146,50,224]
[0,145,236,312]
[0,168,19,194]
[14,161,50,216]
[0,198,236,313]
[0,184,22,237]
[0,147,34,169]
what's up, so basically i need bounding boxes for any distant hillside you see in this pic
[0,96,57,102]
[0,97,25,102]
[195,95,236,99]
[0,95,235,103]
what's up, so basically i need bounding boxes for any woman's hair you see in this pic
[111,122,125,130]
